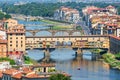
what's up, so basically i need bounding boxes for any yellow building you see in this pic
[7,24,25,55]
[4,19,18,29]
[0,39,7,57]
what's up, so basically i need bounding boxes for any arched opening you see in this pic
[25,32,33,36]
[54,41,61,46]
[35,31,52,36]
[72,32,81,36]
[54,31,69,36]
[66,41,73,46]
[62,41,67,46]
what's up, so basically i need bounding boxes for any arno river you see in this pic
[19,20,120,80]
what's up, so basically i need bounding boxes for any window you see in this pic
[16,37,18,39]
[16,45,18,47]
[10,41,12,43]
[10,34,12,36]
[10,44,12,46]
[21,37,23,39]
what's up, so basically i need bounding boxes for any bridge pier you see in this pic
[75,48,83,56]
[43,48,50,62]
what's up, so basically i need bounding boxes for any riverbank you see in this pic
[39,19,74,30]
[24,55,38,65]
[102,53,120,70]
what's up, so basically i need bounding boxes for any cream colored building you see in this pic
[0,39,7,57]
[54,6,80,23]
[4,19,18,29]
[0,27,7,57]
[7,24,25,55]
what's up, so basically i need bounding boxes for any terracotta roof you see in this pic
[12,72,22,79]
[106,5,115,9]
[3,69,18,75]
[21,67,33,74]
[110,35,120,40]
[60,7,79,14]
[24,72,49,79]
[25,72,39,78]
[0,39,7,43]
[0,71,3,78]
[4,18,17,23]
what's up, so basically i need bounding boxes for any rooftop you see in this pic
[7,24,25,34]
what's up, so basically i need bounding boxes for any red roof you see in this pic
[12,72,22,79]
[0,71,3,78]
[110,35,120,40]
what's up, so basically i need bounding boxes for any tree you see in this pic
[5,14,11,19]
[49,74,71,80]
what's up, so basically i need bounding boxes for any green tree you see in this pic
[0,12,5,19]
[4,14,11,19]
[49,74,71,80]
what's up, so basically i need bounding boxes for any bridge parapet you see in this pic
[26,29,82,36]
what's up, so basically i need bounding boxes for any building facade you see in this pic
[4,19,18,29]
[7,24,25,56]
[54,6,80,23]
[0,26,7,57]
[0,39,7,57]
[82,5,120,36]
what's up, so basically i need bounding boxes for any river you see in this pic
[18,20,120,80]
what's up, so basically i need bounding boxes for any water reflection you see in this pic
[22,19,120,80]
[27,49,120,80]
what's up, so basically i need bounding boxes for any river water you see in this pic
[18,20,120,80]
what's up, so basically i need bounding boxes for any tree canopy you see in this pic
[0,11,11,20]
[49,74,71,80]
[1,2,120,17]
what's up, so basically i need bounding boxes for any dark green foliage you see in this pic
[2,2,119,17]
[0,11,11,20]
[4,14,11,19]
[115,53,120,58]
[24,55,37,64]
[0,57,15,65]
[49,74,71,80]
[102,53,120,68]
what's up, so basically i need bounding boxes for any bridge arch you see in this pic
[35,31,52,36]
[26,32,33,36]
[72,31,81,36]
[54,31,69,36]
[54,41,61,46]
[67,41,73,46]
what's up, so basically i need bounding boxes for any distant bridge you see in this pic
[25,24,53,27]
[26,29,84,36]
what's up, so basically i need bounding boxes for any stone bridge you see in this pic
[25,24,53,27]
[26,29,84,36]
[26,35,109,50]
